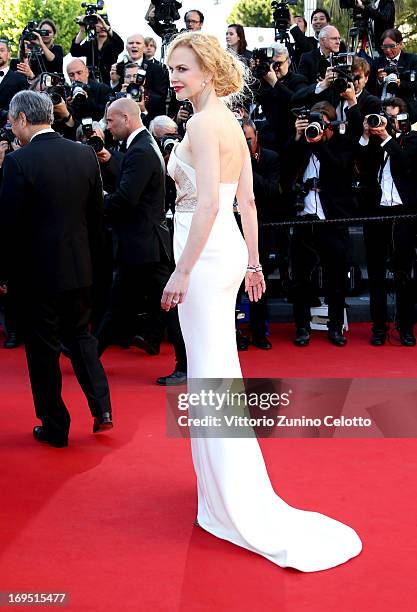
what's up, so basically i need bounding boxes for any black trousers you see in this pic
[363,215,416,331]
[95,257,186,369]
[290,224,349,330]
[22,286,112,443]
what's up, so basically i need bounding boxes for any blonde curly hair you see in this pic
[166,31,246,98]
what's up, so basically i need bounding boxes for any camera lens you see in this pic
[87,136,104,153]
[366,114,382,128]
[305,122,322,139]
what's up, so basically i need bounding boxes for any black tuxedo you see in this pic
[369,51,417,122]
[0,69,28,119]
[287,133,355,331]
[98,129,186,367]
[0,132,111,444]
[357,131,417,332]
[298,48,329,84]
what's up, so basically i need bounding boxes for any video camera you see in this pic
[76,0,105,40]
[153,0,182,23]
[271,0,297,35]
[22,21,50,43]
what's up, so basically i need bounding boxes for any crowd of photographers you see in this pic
[1,0,417,372]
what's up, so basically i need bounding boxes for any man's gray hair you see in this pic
[319,25,334,41]
[9,91,54,125]
[271,44,289,58]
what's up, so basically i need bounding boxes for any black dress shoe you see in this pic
[33,426,68,448]
[399,331,416,347]
[236,330,249,351]
[294,327,310,347]
[252,336,272,350]
[93,412,114,433]
[156,369,187,386]
[328,329,347,347]
[132,335,160,355]
[370,329,386,346]
[4,331,20,349]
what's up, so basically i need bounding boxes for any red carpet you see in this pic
[1,323,417,611]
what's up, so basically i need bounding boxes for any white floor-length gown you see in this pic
[167,145,362,572]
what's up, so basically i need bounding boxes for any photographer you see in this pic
[369,29,417,122]
[116,33,169,120]
[357,98,417,346]
[0,39,28,124]
[254,44,308,153]
[147,4,203,37]
[298,25,341,85]
[242,119,282,349]
[18,19,63,78]
[287,101,356,347]
[70,10,123,84]
[67,58,110,121]
[289,8,331,64]
[355,0,395,55]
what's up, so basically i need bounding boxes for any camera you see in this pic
[70,81,89,118]
[252,47,275,79]
[77,1,105,39]
[0,125,15,152]
[108,91,128,104]
[330,52,355,94]
[271,0,297,35]
[292,179,320,213]
[152,0,182,23]
[41,73,70,105]
[22,21,50,43]
[382,63,416,96]
[81,117,104,152]
[159,134,182,154]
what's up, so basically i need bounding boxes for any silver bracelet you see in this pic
[247,264,262,273]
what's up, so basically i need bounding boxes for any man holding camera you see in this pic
[116,33,169,120]
[67,58,110,121]
[298,25,341,86]
[369,29,417,122]
[354,0,395,55]
[287,101,356,347]
[357,98,417,346]
[70,10,123,84]
[0,91,112,447]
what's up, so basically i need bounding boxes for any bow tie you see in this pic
[0,71,4,77]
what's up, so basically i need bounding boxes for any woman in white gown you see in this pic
[161,32,362,572]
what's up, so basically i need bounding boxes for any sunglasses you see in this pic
[273,59,287,68]
[381,43,400,50]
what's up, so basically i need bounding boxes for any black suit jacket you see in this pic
[0,132,105,292]
[290,25,318,65]
[298,48,329,85]
[0,69,28,116]
[104,129,171,265]
[356,131,417,212]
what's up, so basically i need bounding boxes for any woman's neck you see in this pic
[189,87,219,113]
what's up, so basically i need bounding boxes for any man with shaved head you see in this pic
[66,58,110,121]
[116,33,169,120]
[95,98,186,383]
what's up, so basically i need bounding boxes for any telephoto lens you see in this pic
[366,114,383,128]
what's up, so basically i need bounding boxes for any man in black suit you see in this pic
[369,29,417,122]
[289,8,331,64]
[96,98,187,383]
[0,91,112,448]
[0,39,27,125]
[116,33,169,120]
[298,25,340,85]
[287,101,356,347]
[356,97,417,346]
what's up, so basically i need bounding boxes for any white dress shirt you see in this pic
[300,154,325,219]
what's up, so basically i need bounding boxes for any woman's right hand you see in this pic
[245,270,266,302]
